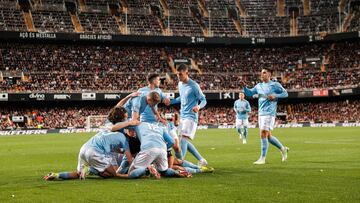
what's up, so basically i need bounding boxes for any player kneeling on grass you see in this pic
[128,122,191,179]
[44,106,139,181]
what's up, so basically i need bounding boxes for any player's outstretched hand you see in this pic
[192,105,200,113]
[239,81,247,89]
[268,95,276,100]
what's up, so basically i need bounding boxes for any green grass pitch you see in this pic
[0,127,359,202]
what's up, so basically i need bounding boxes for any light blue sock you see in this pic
[182,160,200,169]
[58,172,71,179]
[268,136,284,150]
[160,169,176,177]
[243,127,248,139]
[180,137,188,159]
[261,138,269,158]
[184,167,201,174]
[187,140,204,161]
[129,167,146,179]
[237,128,242,135]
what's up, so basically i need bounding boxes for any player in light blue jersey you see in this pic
[44,107,138,181]
[171,64,208,166]
[128,122,191,179]
[131,91,161,122]
[137,73,170,123]
[243,68,289,165]
[234,92,251,144]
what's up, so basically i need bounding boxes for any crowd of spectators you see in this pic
[2,100,359,130]
[0,39,359,92]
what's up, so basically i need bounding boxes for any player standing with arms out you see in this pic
[233,92,251,144]
[243,68,289,165]
[171,64,208,166]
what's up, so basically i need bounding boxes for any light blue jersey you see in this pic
[171,78,207,123]
[234,99,251,119]
[123,95,149,119]
[135,122,174,151]
[137,86,167,122]
[243,80,288,117]
[85,130,129,154]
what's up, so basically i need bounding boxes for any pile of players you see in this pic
[44,64,213,180]
[44,65,291,181]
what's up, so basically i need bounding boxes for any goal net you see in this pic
[86,115,108,130]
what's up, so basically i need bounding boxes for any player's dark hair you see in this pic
[147,73,160,83]
[177,63,188,72]
[148,91,161,104]
[108,107,127,124]
[262,67,273,75]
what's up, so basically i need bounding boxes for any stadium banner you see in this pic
[1,88,360,102]
[1,123,360,136]
[0,31,358,46]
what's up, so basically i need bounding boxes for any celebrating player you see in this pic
[44,106,138,180]
[137,73,170,123]
[233,92,251,144]
[171,64,208,166]
[242,68,289,165]
[128,122,190,179]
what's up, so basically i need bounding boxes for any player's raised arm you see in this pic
[115,92,141,108]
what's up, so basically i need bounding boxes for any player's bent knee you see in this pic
[260,130,269,138]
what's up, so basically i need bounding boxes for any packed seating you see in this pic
[0,39,359,92]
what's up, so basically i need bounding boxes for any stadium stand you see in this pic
[0,39,359,92]
[0,0,357,37]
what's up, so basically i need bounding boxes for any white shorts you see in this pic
[258,115,276,131]
[129,148,168,172]
[77,145,113,173]
[178,118,197,140]
[236,118,249,128]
